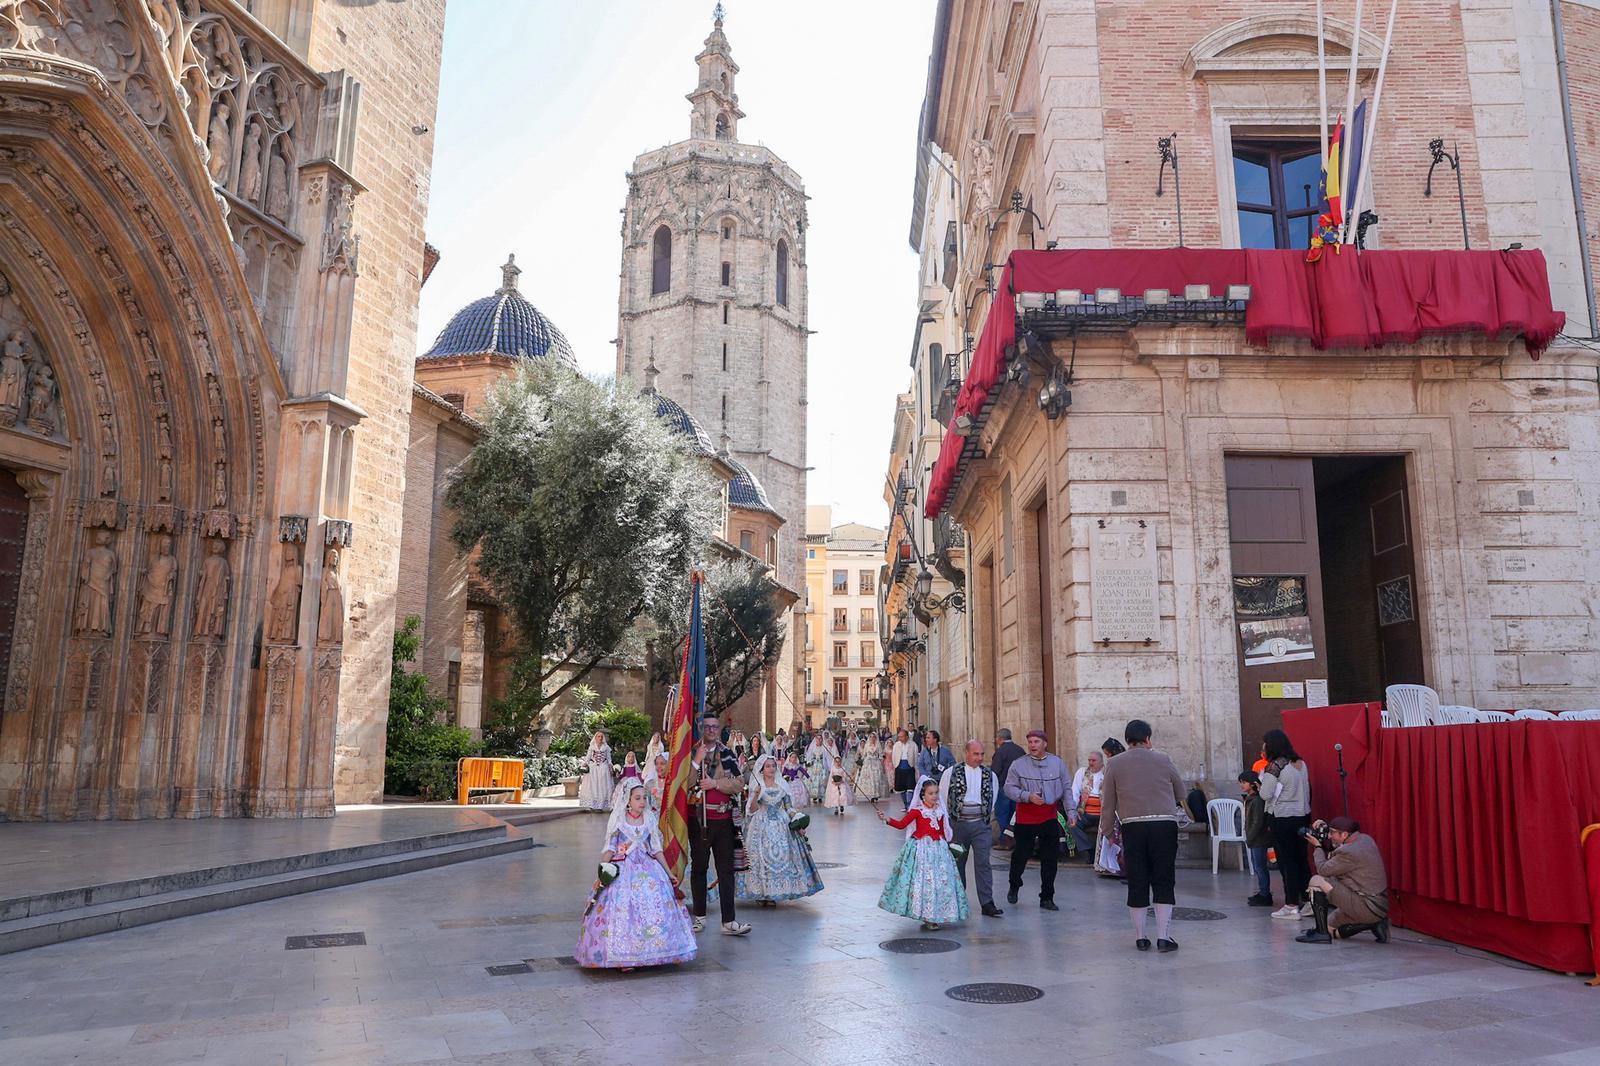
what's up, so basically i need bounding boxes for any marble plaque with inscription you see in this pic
[1089,522,1160,643]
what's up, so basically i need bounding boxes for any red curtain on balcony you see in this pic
[925,248,1566,517]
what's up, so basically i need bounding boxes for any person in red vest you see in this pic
[688,713,752,937]
[1003,730,1069,911]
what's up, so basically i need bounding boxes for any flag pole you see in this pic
[1349,0,1398,250]
[1339,0,1366,244]
[1316,0,1330,166]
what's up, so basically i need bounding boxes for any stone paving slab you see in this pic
[0,803,1593,1065]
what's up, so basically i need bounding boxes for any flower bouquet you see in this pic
[583,861,620,916]
[788,811,811,833]
[949,842,969,863]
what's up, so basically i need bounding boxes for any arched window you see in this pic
[715,113,730,140]
[721,261,732,286]
[775,239,789,308]
[651,226,671,295]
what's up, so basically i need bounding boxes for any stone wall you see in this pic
[305,0,447,803]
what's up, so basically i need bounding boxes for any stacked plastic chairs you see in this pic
[1381,685,1590,725]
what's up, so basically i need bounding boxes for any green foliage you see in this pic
[548,685,653,765]
[651,558,788,719]
[523,753,586,791]
[479,654,546,756]
[384,616,481,796]
[447,361,719,720]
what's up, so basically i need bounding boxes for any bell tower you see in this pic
[688,4,744,142]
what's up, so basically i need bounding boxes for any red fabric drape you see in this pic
[926,248,1566,517]
[1280,703,1382,828]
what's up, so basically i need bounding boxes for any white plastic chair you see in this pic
[1559,710,1600,721]
[1437,705,1479,725]
[1477,710,1514,723]
[1514,708,1559,721]
[1386,684,1441,727]
[1206,797,1250,875]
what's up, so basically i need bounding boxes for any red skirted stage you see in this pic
[1283,703,1600,975]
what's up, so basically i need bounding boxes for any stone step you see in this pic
[0,826,533,955]
[496,807,582,828]
[1,821,511,923]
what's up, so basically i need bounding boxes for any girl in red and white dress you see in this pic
[875,778,969,930]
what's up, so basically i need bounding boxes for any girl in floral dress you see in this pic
[577,731,616,812]
[781,751,811,808]
[875,778,969,931]
[824,736,854,815]
[574,780,696,970]
[736,756,824,904]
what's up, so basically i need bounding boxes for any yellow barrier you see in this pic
[456,757,525,806]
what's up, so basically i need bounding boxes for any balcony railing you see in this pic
[931,349,962,426]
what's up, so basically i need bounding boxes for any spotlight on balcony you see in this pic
[1095,287,1121,304]
[1017,291,1047,311]
[1183,284,1212,301]
[952,413,974,436]
[1054,289,1083,306]
[1226,284,1252,303]
[1143,288,1170,306]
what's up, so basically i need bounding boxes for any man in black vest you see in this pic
[939,740,1005,917]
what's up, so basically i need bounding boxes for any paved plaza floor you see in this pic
[1,805,1595,1065]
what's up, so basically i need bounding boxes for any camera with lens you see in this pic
[1299,821,1333,850]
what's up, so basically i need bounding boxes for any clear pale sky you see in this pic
[416,1,935,531]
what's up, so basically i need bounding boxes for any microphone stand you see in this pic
[1334,742,1349,819]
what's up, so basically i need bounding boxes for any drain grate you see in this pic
[879,937,961,955]
[285,932,366,950]
[485,963,532,976]
[945,982,1043,1004]
[814,862,847,869]
[1171,907,1227,921]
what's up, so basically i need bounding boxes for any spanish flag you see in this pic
[1307,114,1345,262]
[660,571,706,884]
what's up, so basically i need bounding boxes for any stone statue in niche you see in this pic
[205,101,231,181]
[135,532,177,638]
[211,417,225,453]
[74,529,117,637]
[265,144,289,220]
[193,538,230,640]
[25,361,55,435]
[156,417,173,455]
[316,546,345,645]
[239,120,263,202]
[212,461,227,508]
[966,136,996,223]
[0,330,29,425]
[157,456,173,501]
[206,373,223,410]
[266,542,301,643]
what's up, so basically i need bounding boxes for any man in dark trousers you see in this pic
[1003,730,1069,910]
[688,713,751,936]
[990,728,1026,849]
[1099,718,1186,952]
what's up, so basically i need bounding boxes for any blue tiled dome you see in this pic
[422,255,576,369]
[725,455,779,516]
[649,391,716,456]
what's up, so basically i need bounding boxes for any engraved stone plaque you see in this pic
[1089,521,1159,644]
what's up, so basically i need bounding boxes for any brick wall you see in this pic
[1562,1,1600,333]
[306,0,447,802]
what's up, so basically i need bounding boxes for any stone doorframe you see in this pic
[1174,414,1466,777]
[0,439,66,716]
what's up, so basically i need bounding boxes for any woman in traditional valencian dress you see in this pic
[645,731,665,766]
[824,734,854,816]
[875,778,969,931]
[619,750,642,783]
[736,756,824,905]
[855,733,889,801]
[574,780,696,971]
[578,731,617,812]
[643,752,670,815]
[781,751,811,809]
[803,734,831,805]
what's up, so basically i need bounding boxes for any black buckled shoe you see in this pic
[1156,938,1179,953]
[1135,937,1151,952]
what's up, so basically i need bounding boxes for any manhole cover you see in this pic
[945,982,1043,1004]
[1172,907,1227,921]
[285,932,365,950]
[485,963,532,976]
[879,937,961,954]
[814,862,846,869]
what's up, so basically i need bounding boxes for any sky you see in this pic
[417,0,935,532]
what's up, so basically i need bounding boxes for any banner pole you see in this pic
[1339,0,1366,244]
[1349,0,1398,250]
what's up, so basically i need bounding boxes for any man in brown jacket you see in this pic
[1295,815,1389,944]
[1099,718,1187,953]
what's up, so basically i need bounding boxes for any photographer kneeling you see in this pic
[1294,815,1390,945]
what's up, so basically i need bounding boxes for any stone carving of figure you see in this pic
[267,543,301,643]
[156,417,173,455]
[212,462,228,508]
[25,361,55,435]
[317,547,345,644]
[149,371,166,408]
[100,454,117,497]
[0,330,30,425]
[266,145,289,220]
[239,121,263,202]
[206,101,231,181]
[193,538,230,640]
[74,529,117,637]
[206,373,224,410]
[135,533,177,638]
[211,417,225,454]
[967,136,996,222]
[157,456,173,501]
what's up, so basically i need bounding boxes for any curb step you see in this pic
[497,807,582,828]
[0,827,533,955]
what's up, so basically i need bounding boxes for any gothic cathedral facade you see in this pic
[616,10,809,729]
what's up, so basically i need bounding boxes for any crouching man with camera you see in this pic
[1294,815,1390,945]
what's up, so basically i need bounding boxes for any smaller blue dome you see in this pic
[422,255,576,369]
[725,455,778,516]
[648,390,716,456]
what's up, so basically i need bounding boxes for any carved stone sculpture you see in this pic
[135,533,177,637]
[25,361,56,435]
[239,120,263,202]
[206,101,231,181]
[212,461,227,508]
[316,546,345,644]
[967,137,996,221]
[157,456,173,501]
[0,330,28,425]
[266,542,301,643]
[192,538,229,640]
[265,145,289,220]
[74,529,117,637]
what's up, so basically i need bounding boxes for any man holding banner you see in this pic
[689,713,751,935]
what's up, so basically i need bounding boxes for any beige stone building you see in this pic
[614,9,809,734]
[0,0,446,819]
[898,0,1600,788]
[802,509,886,724]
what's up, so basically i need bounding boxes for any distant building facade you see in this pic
[803,507,886,724]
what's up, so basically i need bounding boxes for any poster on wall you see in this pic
[1240,616,1316,666]
[1233,575,1315,667]
[1089,521,1160,644]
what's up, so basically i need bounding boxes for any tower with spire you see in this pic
[616,5,809,730]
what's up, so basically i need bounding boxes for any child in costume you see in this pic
[619,750,641,783]
[574,779,696,970]
[737,756,824,904]
[875,778,969,931]
[824,742,854,815]
[781,751,811,808]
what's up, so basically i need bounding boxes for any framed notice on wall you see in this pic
[1089,520,1160,644]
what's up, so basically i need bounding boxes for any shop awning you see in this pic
[925,247,1567,517]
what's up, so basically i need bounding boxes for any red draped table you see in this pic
[1283,703,1600,974]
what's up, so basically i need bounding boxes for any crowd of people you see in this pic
[571,715,1387,969]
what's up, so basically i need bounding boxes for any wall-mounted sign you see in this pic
[1305,678,1329,708]
[1260,681,1306,699]
[1089,521,1160,644]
